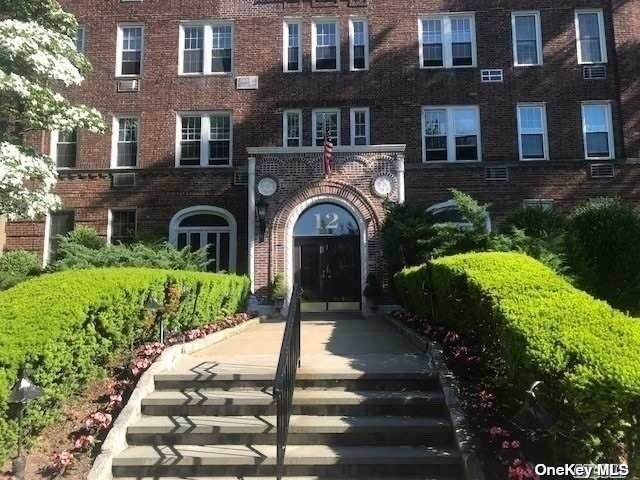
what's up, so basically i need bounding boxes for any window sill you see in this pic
[519,157,549,162]
[585,156,613,161]
[419,65,477,70]
[175,164,233,169]
[311,69,341,73]
[513,63,544,68]
[115,75,141,80]
[178,72,233,77]
[421,160,482,164]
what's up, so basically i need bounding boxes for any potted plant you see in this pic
[271,273,286,312]
[363,273,383,311]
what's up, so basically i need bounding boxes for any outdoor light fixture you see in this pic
[256,199,268,242]
[513,381,558,436]
[143,295,166,343]
[8,367,43,480]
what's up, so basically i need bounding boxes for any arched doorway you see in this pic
[169,206,237,272]
[293,202,361,312]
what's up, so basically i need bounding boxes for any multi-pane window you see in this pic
[350,19,368,71]
[47,211,74,263]
[55,130,77,168]
[512,12,542,66]
[350,108,370,146]
[422,106,481,162]
[109,209,136,244]
[115,118,139,167]
[179,23,233,74]
[283,110,302,147]
[117,25,143,76]
[284,21,301,72]
[211,24,232,73]
[178,113,232,167]
[576,10,607,64]
[582,103,614,159]
[517,104,549,160]
[420,15,476,68]
[182,26,204,73]
[76,25,86,53]
[313,110,340,146]
[313,20,339,71]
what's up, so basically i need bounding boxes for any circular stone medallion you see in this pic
[372,175,394,197]
[257,177,278,197]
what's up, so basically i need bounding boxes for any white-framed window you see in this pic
[419,13,476,69]
[581,102,614,159]
[111,117,139,168]
[76,25,87,53]
[176,112,232,167]
[283,20,302,72]
[349,18,369,71]
[283,110,302,147]
[312,19,340,72]
[512,11,543,66]
[517,104,549,161]
[116,24,143,77]
[312,109,340,146]
[350,107,370,146]
[51,129,77,168]
[422,106,481,162]
[523,199,554,211]
[108,209,137,244]
[575,9,607,64]
[44,210,75,265]
[178,22,233,75]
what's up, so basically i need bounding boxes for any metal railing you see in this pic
[273,285,303,480]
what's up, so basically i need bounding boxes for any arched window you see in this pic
[294,203,359,237]
[169,206,237,272]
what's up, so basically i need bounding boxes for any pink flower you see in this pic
[443,331,460,344]
[488,426,511,438]
[84,411,112,430]
[74,434,95,451]
[48,451,74,472]
[508,459,538,479]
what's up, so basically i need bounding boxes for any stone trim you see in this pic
[247,144,407,155]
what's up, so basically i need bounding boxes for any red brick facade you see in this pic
[5,0,640,301]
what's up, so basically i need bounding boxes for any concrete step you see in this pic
[141,389,448,417]
[126,415,454,446]
[153,371,440,391]
[112,444,464,477]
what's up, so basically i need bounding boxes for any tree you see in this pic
[0,0,104,219]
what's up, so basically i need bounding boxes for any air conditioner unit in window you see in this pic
[117,79,139,92]
[583,65,606,80]
[590,163,615,178]
[481,69,504,83]
[485,166,509,181]
[112,172,136,188]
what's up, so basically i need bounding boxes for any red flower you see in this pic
[508,459,538,479]
[488,426,511,438]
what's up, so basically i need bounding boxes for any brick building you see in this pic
[5,0,640,311]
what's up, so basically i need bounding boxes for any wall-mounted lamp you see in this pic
[256,199,268,242]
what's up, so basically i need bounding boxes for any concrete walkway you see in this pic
[174,313,431,377]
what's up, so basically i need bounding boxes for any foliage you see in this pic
[0,267,250,463]
[0,1,104,219]
[395,253,640,470]
[271,272,286,300]
[566,198,640,314]
[50,227,207,271]
[0,250,41,290]
[502,205,566,238]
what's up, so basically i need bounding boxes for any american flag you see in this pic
[323,130,334,177]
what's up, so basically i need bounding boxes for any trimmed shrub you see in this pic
[61,225,106,250]
[566,198,640,314]
[394,253,640,469]
[0,250,42,290]
[0,268,249,463]
[502,205,566,238]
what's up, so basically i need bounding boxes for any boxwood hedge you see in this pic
[395,252,640,468]
[0,268,249,463]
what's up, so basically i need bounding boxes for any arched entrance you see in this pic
[292,202,362,312]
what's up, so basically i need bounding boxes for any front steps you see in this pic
[112,370,465,479]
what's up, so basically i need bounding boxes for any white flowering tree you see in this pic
[0,0,104,219]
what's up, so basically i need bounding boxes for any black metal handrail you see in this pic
[273,284,303,480]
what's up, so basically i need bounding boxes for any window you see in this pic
[53,129,77,168]
[422,106,481,162]
[76,25,86,53]
[419,14,476,68]
[116,25,143,77]
[112,117,139,167]
[350,108,370,146]
[517,104,549,160]
[523,199,554,211]
[46,211,74,263]
[109,209,136,244]
[313,20,339,71]
[177,112,232,167]
[179,22,233,74]
[512,12,542,66]
[582,102,614,159]
[575,10,607,64]
[312,109,340,146]
[283,20,302,72]
[283,110,302,147]
[349,19,369,71]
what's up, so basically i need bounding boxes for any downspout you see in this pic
[248,156,256,292]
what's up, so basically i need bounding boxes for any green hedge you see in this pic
[0,268,250,463]
[395,252,640,467]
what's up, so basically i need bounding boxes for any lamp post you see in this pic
[513,381,559,463]
[143,296,165,343]
[8,367,43,480]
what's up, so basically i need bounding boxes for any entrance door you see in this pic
[293,203,361,312]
